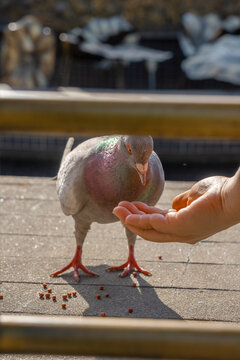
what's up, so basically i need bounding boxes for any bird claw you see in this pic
[118,264,152,277]
[107,244,152,277]
[119,263,132,277]
[73,268,80,282]
[51,262,98,281]
[50,245,98,281]
[106,250,152,277]
[106,261,128,272]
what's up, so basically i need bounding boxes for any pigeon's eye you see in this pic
[126,145,132,155]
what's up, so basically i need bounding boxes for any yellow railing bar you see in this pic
[1,315,240,359]
[0,89,240,138]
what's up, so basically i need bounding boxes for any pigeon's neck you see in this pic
[95,136,121,153]
[93,135,128,165]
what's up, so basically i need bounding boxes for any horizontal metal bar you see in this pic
[1,315,240,359]
[0,89,240,139]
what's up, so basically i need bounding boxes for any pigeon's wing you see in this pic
[56,137,103,216]
[56,151,86,215]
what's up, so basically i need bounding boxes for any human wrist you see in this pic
[222,168,240,224]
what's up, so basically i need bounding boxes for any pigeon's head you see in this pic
[123,135,153,186]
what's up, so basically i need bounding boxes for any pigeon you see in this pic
[51,135,165,281]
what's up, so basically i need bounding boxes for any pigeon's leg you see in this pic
[107,228,152,277]
[50,220,98,281]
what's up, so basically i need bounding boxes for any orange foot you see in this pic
[50,245,98,281]
[107,245,152,277]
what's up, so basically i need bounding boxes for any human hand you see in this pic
[113,173,240,244]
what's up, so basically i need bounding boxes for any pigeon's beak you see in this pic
[135,162,148,186]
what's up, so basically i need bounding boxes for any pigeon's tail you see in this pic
[60,137,74,166]
[52,137,74,181]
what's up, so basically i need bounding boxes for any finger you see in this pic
[172,190,190,210]
[186,185,207,205]
[131,201,151,212]
[140,212,181,234]
[124,224,187,243]
[117,201,144,214]
[113,206,132,223]
[146,213,170,232]
[147,207,175,215]
[132,201,166,214]
[125,214,154,229]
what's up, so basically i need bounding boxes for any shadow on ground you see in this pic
[60,264,182,320]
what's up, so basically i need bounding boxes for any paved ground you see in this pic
[1,175,240,359]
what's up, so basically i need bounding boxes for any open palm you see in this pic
[113,175,237,244]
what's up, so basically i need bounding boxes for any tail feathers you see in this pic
[61,137,74,166]
[53,137,74,180]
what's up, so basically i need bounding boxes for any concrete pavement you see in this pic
[1,175,240,358]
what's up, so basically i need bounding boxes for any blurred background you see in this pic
[0,0,239,180]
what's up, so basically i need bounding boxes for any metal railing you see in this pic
[0,89,240,138]
[1,315,240,359]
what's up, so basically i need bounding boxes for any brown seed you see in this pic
[67,292,72,298]
[39,292,44,298]
[0,294,3,299]
[45,293,50,299]
[128,308,133,313]
[100,312,106,317]
[96,294,101,300]
[132,272,137,277]
[99,285,104,290]
[47,288,52,293]
[105,293,109,297]
[72,291,77,296]
[52,295,56,301]
[132,283,137,287]
[43,283,47,288]
[158,255,162,260]
[61,303,66,308]
[62,294,67,300]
